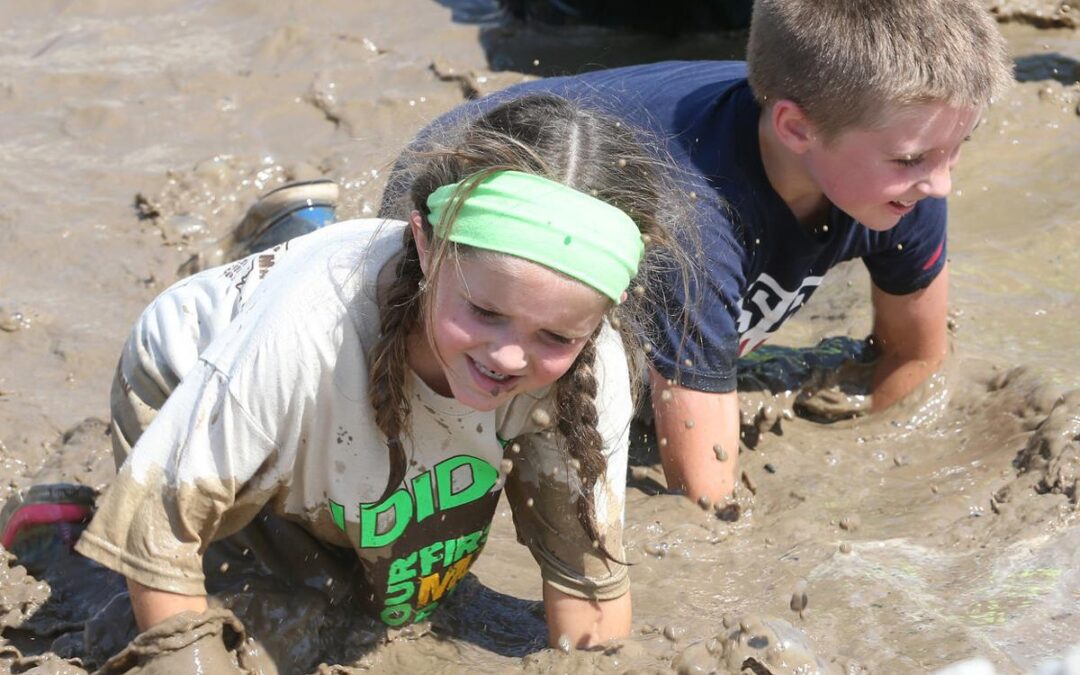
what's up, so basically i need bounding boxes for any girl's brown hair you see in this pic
[369,94,693,550]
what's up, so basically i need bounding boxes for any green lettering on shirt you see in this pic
[412,471,435,523]
[388,551,417,585]
[385,580,414,605]
[353,455,498,549]
[340,455,502,628]
[418,541,444,577]
[360,489,413,548]
[417,553,474,607]
[329,498,346,532]
[380,604,412,627]
[435,455,498,510]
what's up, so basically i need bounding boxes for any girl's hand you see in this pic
[543,582,631,648]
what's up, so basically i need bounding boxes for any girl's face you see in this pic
[407,213,611,412]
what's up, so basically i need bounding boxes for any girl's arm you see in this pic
[544,583,631,648]
[501,325,635,649]
[127,578,209,632]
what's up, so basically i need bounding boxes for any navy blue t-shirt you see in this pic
[388,61,947,393]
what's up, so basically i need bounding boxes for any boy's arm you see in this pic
[869,263,950,411]
[651,367,741,503]
[543,583,631,648]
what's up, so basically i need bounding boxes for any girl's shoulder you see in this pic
[214,217,407,350]
[133,219,408,379]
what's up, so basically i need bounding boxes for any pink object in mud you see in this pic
[1,502,93,550]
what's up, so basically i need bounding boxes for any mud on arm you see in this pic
[651,366,740,504]
[502,428,633,648]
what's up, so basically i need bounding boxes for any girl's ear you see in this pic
[410,210,432,277]
[770,98,818,154]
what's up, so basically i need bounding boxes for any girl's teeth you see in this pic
[476,361,509,381]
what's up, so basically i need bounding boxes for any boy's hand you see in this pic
[869,264,950,411]
[650,368,740,504]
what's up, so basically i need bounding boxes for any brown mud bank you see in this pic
[1,1,1079,673]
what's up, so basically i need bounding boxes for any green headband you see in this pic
[426,170,644,303]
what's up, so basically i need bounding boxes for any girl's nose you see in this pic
[487,340,528,373]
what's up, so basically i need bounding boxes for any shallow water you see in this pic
[1,1,1078,673]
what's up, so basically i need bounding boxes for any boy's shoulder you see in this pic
[505,60,750,110]
[561,60,747,87]
[502,60,762,179]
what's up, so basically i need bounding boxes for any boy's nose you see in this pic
[919,163,952,199]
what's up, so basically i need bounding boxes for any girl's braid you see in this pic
[366,232,425,503]
[553,332,614,557]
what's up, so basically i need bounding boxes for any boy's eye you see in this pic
[895,155,924,168]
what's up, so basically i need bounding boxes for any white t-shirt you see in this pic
[77,219,632,626]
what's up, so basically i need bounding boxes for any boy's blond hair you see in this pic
[746,0,1014,139]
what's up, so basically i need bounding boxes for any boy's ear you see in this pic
[410,210,432,276]
[770,99,818,154]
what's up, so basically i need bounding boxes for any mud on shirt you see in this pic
[76,219,632,627]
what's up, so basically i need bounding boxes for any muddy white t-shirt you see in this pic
[77,219,632,627]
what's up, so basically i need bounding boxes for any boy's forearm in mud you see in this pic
[871,352,946,412]
[869,264,950,412]
[651,368,740,504]
[127,577,209,632]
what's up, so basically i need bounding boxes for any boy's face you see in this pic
[803,102,981,231]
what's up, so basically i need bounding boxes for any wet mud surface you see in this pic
[1,1,1079,673]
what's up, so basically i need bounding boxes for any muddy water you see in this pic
[1,1,1078,673]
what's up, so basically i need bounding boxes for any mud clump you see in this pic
[989,0,1078,28]
[708,615,836,674]
[0,551,50,632]
[1014,389,1080,503]
[789,579,809,619]
[97,608,275,674]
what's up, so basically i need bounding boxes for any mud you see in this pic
[1,1,1079,673]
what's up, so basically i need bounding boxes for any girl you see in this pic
[68,94,687,657]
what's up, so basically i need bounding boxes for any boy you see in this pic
[383,0,1014,504]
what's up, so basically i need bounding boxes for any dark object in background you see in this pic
[498,0,754,34]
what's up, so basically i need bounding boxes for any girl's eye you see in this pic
[541,331,575,346]
[469,303,501,321]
